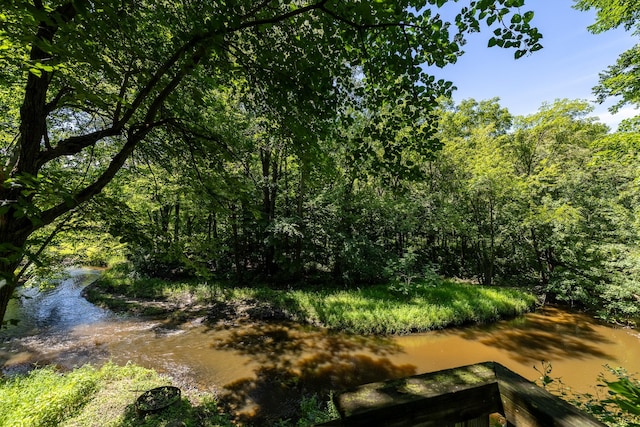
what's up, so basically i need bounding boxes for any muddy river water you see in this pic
[1,269,639,420]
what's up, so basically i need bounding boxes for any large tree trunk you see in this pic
[0,281,15,328]
[0,225,31,324]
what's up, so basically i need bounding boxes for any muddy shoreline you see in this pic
[82,280,297,327]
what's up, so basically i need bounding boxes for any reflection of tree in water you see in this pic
[209,321,416,425]
[459,307,615,364]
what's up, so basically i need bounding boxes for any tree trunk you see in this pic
[0,281,16,328]
[173,201,180,241]
[293,163,306,277]
[530,228,549,285]
[0,226,31,324]
[260,147,279,276]
[230,205,243,282]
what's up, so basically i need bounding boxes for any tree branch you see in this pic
[36,126,122,168]
[45,86,73,113]
[39,129,144,226]
[318,5,417,31]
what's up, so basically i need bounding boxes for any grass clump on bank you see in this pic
[0,363,233,427]
[289,283,536,334]
[90,264,537,335]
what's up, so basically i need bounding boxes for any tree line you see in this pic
[77,97,637,323]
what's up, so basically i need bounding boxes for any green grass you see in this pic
[0,363,233,427]
[242,282,536,334]
[0,362,336,427]
[91,264,537,335]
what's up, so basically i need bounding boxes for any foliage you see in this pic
[76,93,640,325]
[0,365,99,427]
[2,1,637,327]
[286,393,339,427]
[606,373,640,419]
[563,365,640,427]
[385,247,441,295]
[574,0,640,114]
[0,0,544,325]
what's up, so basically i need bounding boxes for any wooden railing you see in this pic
[318,361,605,427]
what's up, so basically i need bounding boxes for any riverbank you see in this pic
[1,362,244,427]
[83,267,538,335]
[4,268,640,426]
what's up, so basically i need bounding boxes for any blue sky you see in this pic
[432,0,638,130]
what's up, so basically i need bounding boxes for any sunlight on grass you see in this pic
[0,363,232,427]
[284,282,536,334]
[221,280,536,335]
[92,266,536,335]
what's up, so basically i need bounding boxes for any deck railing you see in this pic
[318,361,605,427]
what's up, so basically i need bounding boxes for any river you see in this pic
[1,268,639,421]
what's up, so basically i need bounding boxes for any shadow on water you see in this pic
[204,321,416,425]
[456,307,616,365]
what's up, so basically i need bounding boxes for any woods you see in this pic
[87,97,639,324]
[3,2,640,426]
[0,0,544,324]
[0,0,639,326]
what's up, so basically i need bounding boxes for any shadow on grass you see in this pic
[456,307,616,365]
[205,321,415,425]
[116,397,232,427]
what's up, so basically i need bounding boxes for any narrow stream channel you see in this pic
[1,268,639,421]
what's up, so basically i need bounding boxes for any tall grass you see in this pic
[0,362,337,426]
[259,281,536,334]
[0,363,233,427]
[0,365,99,427]
[91,265,536,335]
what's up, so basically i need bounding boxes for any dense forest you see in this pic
[1,0,639,326]
[50,97,640,324]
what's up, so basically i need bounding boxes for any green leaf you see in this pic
[28,68,42,77]
[523,11,535,24]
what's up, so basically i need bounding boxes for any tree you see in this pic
[574,0,640,113]
[0,0,542,324]
[432,98,516,284]
[507,100,610,303]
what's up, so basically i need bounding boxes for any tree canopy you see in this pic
[574,0,640,112]
[0,0,544,324]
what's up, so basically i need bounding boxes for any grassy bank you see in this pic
[0,363,336,427]
[88,266,537,335]
[0,363,233,427]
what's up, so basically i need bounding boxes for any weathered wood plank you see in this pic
[326,362,502,426]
